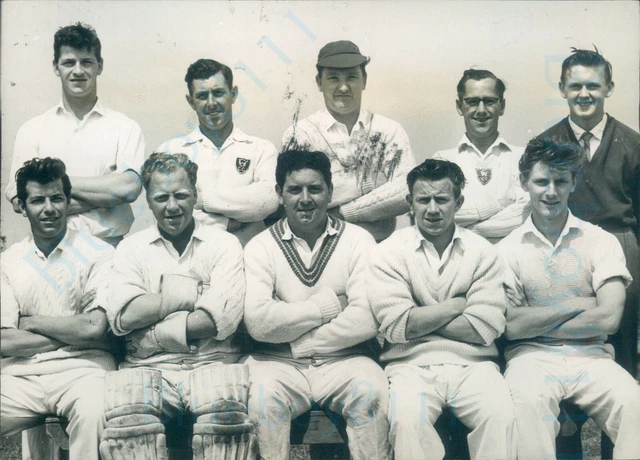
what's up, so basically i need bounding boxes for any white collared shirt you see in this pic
[414,225,465,276]
[434,135,529,240]
[281,108,415,224]
[6,100,145,238]
[157,125,279,230]
[280,217,339,268]
[568,114,608,161]
[107,219,245,365]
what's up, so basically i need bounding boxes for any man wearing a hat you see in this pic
[282,40,416,242]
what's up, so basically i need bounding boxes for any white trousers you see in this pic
[243,355,392,460]
[506,350,640,460]
[1,368,106,460]
[386,361,516,460]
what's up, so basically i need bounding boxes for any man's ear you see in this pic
[18,199,27,217]
[499,98,506,116]
[519,173,529,192]
[97,59,104,76]
[230,85,239,103]
[558,82,567,99]
[316,74,322,92]
[405,193,413,213]
[276,184,284,206]
[605,81,615,98]
[53,60,60,77]
[456,99,463,116]
[185,94,195,111]
[455,194,465,212]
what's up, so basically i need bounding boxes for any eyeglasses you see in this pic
[462,97,502,108]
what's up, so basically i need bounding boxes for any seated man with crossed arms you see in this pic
[243,150,392,460]
[103,153,255,460]
[368,159,516,460]
[498,139,640,460]
[1,157,116,460]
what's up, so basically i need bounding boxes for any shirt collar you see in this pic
[568,114,608,142]
[317,108,371,132]
[457,133,512,156]
[521,210,581,246]
[413,224,465,252]
[281,216,339,242]
[183,125,251,148]
[55,98,106,118]
[145,218,208,245]
[27,227,73,260]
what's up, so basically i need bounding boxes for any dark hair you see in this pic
[53,23,102,63]
[185,59,234,95]
[560,47,612,85]
[141,152,199,192]
[16,157,72,204]
[456,69,506,99]
[276,150,332,190]
[407,159,466,199]
[316,61,369,83]
[519,138,583,182]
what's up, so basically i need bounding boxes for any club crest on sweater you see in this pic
[269,216,345,287]
[476,167,492,185]
[236,157,251,174]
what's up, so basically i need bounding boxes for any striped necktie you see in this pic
[579,131,594,161]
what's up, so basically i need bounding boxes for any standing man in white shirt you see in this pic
[435,69,529,243]
[4,22,144,460]
[282,40,416,242]
[5,23,145,247]
[157,59,279,246]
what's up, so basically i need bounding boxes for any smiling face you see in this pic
[53,46,102,101]
[456,78,505,146]
[186,72,237,135]
[278,168,333,237]
[408,178,464,247]
[317,66,366,121]
[21,179,69,244]
[522,161,576,224]
[560,64,614,131]
[147,168,197,237]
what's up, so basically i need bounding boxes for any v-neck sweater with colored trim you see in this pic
[536,116,640,234]
[243,218,379,361]
[368,226,507,366]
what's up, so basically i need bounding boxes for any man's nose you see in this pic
[72,62,84,75]
[578,86,590,98]
[426,200,439,213]
[301,189,311,203]
[43,199,55,213]
[166,196,179,211]
[476,100,488,113]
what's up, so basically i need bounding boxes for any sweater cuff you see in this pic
[154,311,191,353]
[309,288,341,324]
[388,309,411,344]
[475,197,502,221]
[360,177,375,195]
[290,332,314,358]
[340,201,359,222]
